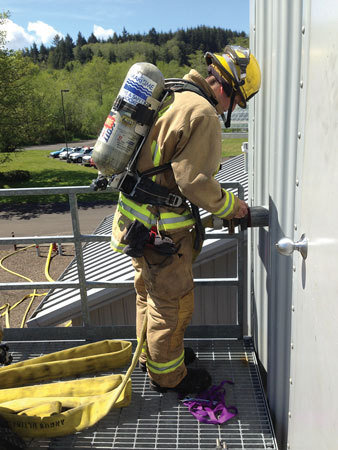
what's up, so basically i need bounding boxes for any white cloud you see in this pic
[28,20,63,45]
[0,19,62,50]
[0,19,34,50]
[93,24,115,40]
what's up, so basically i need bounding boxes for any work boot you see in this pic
[138,347,196,373]
[149,368,212,395]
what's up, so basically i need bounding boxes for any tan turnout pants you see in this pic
[132,229,194,388]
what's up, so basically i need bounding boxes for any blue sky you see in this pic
[1,0,249,50]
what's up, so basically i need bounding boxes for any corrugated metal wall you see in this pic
[72,242,246,329]
[249,0,304,447]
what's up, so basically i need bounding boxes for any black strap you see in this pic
[225,91,236,128]
[191,203,205,250]
[113,95,155,126]
[124,175,183,208]
[139,162,172,178]
[165,79,218,108]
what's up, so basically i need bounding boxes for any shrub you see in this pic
[0,170,31,185]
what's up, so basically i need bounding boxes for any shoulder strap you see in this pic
[165,78,218,108]
[139,162,172,178]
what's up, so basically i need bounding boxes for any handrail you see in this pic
[0,183,245,333]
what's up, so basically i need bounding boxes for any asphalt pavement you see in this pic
[0,202,115,241]
[24,139,97,151]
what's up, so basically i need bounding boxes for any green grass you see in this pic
[221,138,246,158]
[0,138,246,205]
[0,150,117,206]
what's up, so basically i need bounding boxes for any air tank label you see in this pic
[98,111,139,155]
[121,72,157,106]
[104,112,116,129]
[99,111,117,143]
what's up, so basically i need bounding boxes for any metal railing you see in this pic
[0,183,245,335]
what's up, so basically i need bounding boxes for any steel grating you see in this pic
[5,336,277,450]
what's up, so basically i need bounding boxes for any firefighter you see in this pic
[111,46,261,395]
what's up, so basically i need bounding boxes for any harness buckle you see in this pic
[165,193,183,207]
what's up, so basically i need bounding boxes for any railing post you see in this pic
[68,193,91,327]
[220,182,246,338]
[237,183,245,338]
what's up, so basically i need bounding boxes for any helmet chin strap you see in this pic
[224,91,236,128]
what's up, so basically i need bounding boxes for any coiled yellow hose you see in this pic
[0,244,57,328]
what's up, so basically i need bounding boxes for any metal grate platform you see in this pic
[4,335,277,450]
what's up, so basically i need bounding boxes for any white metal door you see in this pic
[287,1,338,449]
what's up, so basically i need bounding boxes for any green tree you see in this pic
[74,46,93,64]
[146,28,159,45]
[76,31,87,47]
[38,43,49,63]
[0,11,38,155]
[64,34,75,63]
[88,32,98,44]
[188,50,208,76]
[228,35,249,48]
[30,42,39,63]
[108,49,116,63]
[121,27,129,42]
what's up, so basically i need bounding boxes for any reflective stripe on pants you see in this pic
[133,229,194,388]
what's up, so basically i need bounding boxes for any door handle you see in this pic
[276,234,308,260]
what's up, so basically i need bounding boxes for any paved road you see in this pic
[25,135,247,151]
[24,139,97,151]
[0,202,115,243]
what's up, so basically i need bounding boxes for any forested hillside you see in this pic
[0,13,248,154]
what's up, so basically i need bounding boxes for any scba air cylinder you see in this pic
[92,63,165,176]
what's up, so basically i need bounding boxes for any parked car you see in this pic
[68,147,93,163]
[49,147,72,158]
[82,150,94,166]
[59,147,77,160]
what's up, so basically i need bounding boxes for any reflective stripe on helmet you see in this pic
[146,350,185,374]
[213,190,235,218]
[223,45,250,84]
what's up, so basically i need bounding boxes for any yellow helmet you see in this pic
[205,45,261,108]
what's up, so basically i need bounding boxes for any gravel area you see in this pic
[0,199,115,331]
[0,244,75,328]
[0,243,75,329]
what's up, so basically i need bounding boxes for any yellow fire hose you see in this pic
[1,243,72,327]
[0,244,56,328]
[0,315,147,438]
